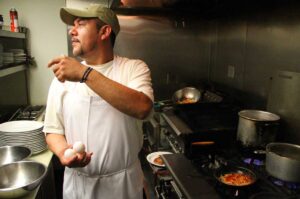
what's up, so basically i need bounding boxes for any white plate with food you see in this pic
[146,151,173,167]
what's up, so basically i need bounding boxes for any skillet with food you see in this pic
[214,166,257,187]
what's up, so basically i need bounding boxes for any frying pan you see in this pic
[214,166,257,187]
[172,87,201,105]
[154,87,202,111]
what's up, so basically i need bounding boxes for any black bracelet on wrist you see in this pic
[80,67,93,83]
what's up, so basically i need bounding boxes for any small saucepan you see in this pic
[266,142,300,182]
[214,166,257,187]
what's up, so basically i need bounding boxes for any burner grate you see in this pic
[14,105,45,121]
[269,176,300,191]
[243,158,264,166]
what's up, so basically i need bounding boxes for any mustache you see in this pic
[71,38,80,43]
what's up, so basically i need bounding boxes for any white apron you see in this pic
[62,59,144,199]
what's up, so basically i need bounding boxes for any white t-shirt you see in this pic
[43,55,154,134]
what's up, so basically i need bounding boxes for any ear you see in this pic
[99,25,112,40]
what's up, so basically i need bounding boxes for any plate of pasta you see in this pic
[146,151,173,167]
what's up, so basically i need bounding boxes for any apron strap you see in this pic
[72,158,140,178]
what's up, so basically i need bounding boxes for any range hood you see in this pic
[111,0,218,15]
[67,0,221,16]
[117,0,183,8]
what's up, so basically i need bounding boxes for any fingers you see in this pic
[64,151,93,168]
[48,55,83,82]
[48,55,67,82]
[76,152,93,166]
[84,152,93,165]
[48,55,65,68]
[61,154,78,166]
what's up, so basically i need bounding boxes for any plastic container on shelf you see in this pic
[0,14,3,30]
[0,43,3,68]
[9,8,19,32]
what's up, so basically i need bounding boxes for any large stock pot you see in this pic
[237,110,280,148]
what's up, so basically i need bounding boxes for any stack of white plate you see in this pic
[0,121,47,154]
[8,49,26,63]
[0,43,3,68]
[0,55,3,68]
[2,52,14,65]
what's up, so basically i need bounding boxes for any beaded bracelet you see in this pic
[80,67,93,83]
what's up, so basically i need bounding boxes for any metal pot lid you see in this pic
[238,110,280,121]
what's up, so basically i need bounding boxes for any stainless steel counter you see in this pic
[21,149,54,199]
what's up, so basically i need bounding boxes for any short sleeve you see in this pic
[127,59,154,102]
[43,78,65,135]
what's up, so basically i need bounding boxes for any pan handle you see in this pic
[191,141,215,146]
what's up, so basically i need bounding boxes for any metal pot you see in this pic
[237,110,280,148]
[266,142,300,182]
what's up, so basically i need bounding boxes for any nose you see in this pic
[68,25,77,36]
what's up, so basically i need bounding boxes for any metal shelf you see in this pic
[0,29,25,39]
[0,65,26,78]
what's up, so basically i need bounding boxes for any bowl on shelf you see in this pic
[0,145,31,167]
[0,161,47,198]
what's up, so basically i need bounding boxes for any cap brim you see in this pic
[60,7,97,25]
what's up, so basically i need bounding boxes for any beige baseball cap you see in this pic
[60,4,120,35]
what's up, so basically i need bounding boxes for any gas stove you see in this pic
[13,105,45,121]
[152,89,300,199]
[193,147,300,198]
[0,105,46,122]
[160,147,300,199]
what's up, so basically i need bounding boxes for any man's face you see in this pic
[69,18,100,58]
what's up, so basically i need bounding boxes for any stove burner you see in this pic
[14,105,45,120]
[270,176,300,190]
[215,182,251,199]
[243,158,264,166]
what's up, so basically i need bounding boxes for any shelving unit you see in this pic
[0,64,26,78]
[0,29,27,77]
[0,28,29,106]
[0,29,26,39]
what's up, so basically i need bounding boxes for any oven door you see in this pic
[143,117,160,152]
[155,180,185,199]
[170,180,185,199]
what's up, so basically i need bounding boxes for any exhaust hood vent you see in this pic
[111,0,218,15]
[118,0,182,8]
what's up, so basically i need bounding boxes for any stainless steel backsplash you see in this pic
[112,5,300,106]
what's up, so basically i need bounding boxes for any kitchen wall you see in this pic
[0,0,67,105]
[115,16,212,100]
[209,3,300,108]
[114,2,300,110]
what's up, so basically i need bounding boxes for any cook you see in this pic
[43,4,153,199]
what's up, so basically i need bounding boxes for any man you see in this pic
[43,4,153,199]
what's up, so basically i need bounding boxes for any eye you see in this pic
[77,20,87,26]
